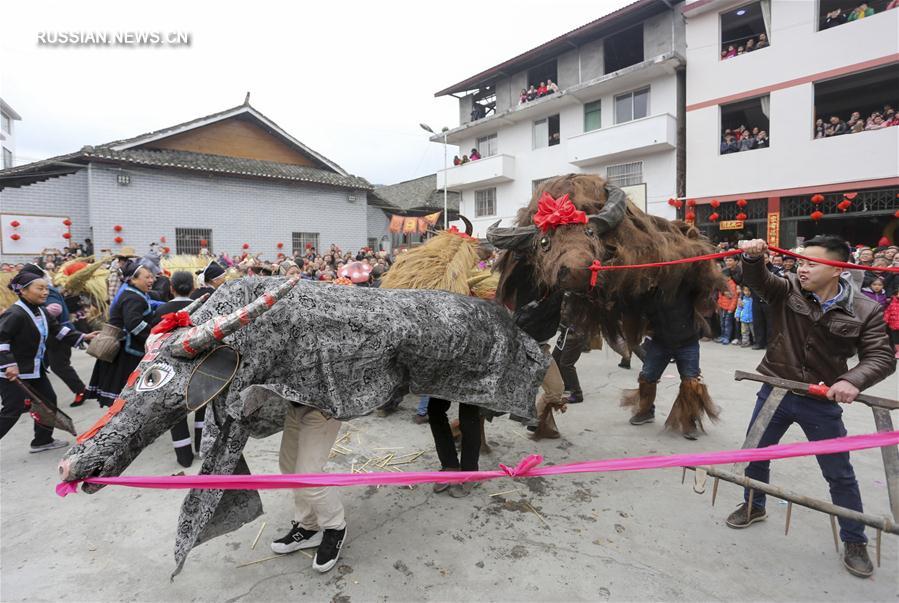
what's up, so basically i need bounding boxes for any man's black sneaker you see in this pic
[565,391,584,404]
[842,542,874,578]
[29,438,69,453]
[313,526,346,573]
[270,521,322,554]
[629,411,655,425]
[725,503,767,528]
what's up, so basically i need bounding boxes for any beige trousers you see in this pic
[537,343,565,415]
[278,405,345,531]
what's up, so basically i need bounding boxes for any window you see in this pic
[533,114,560,149]
[175,228,212,255]
[720,1,770,59]
[720,95,770,154]
[584,100,602,132]
[818,0,894,31]
[527,60,557,89]
[477,133,498,157]
[614,88,649,124]
[606,162,643,187]
[604,25,644,73]
[814,63,899,139]
[292,232,320,255]
[2,147,12,169]
[0,112,10,134]
[367,237,379,251]
[532,178,552,194]
[475,188,496,217]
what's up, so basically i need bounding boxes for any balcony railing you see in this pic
[566,113,677,166]
[442,154,515,191]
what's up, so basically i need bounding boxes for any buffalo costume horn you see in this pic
[459,215,474,236]
[171,277,299,359]
[586,185,628,235]
[485,221,539,250]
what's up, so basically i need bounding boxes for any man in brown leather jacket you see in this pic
[725,235,895,579]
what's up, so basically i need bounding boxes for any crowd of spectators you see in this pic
[822,1,898,29]
[815,105,899,138]
[453,148,482,166]
[518,80,560,105]
[720,125,770,154]
[720,32,769,60]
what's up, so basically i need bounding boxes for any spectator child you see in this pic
[862,278,889,309]
[884,289,899,358]
[737,285,755,347]
[469,148,481,160]
[717,268,739,344]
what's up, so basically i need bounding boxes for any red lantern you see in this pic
[736,212,748,221]
[843,192,857,200]
[708,212,720,222]
[736,199,748,208]
[9,220,20,228]
[686,199,696,208]
[894,210,899,218]
[276,242,284,249]
[114,236,124,244]
[242,243,250,250]
[62,232,72,239]
[810,210,824,221]
[200,239,208,246]
[685,211,696,221]
[160,236,167,243]
[277,252,285,259]
[674,200,683,209]
[837,200,852,212]
[710,199,720,209]
[62,219,72,226]
[667,198,676,207]
[113,225,123,232]
[10,233,20,241]
[811,194,824,204]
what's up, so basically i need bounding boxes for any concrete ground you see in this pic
[1,343,897,602]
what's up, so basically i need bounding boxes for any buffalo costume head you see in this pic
[488,173,722,347]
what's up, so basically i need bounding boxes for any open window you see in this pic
[720,1,771,59]
[818,0,894,31]
[528,60,557,89]
[175,228,213,255]
[533,114,561,149]
[614,87,649,124]
[470,86,496,122]
[604,24,644,73]
[814,63,899,138]
[720,95,770,154]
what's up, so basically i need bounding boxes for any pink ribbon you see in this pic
[56,430,899,497]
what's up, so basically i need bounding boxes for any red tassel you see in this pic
[589,260,603,288]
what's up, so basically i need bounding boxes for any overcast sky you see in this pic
[2,0,633,185]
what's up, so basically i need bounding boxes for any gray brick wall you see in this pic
[0,170,90,262]
[366,204,389,245]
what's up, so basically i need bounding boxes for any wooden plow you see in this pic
[684,371,899,566]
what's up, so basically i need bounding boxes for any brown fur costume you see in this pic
[490,174,723,434]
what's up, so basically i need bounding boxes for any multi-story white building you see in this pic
[684,0,899,248]
[431,0,688,237]
[0,98,21,169]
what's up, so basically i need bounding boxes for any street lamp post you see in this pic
[420,123,449,229]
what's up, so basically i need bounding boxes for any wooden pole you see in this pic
[872,408,899,522]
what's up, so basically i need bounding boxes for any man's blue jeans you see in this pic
[719,311,734,341]
[638,339,700,383]
[743,384,866,543]
[416,396,430,416]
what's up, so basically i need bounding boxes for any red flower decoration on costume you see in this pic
[843,192,857,200]
[114,236,123,244]
[533,192,588,232]
[837,200,852,212]
[150,311,193,334]
[710,199,720,209]
[447,226,475,240]
[736,198,748,208]
[735,212,747,221]
[810,210,824,221]
[708,212,720,222]
[811,194,824,204]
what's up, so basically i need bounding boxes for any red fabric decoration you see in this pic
[736,199,748,208]
[62,219,72,226]
[843,192,857,200]
[710,199,720,209]
[62,232,71,239]
[589,260,603,288]
[9,220,20,228]
[200,239,208,246]
[686,199,696,208]
[735,212,748,221]
[810,210,824,221]
[807,383,829,398]
[811,194,824,204]
[708,212,720,222]
[837,200,852,212]
[10,233,20,241]
[242,243,250,249]
[114,236,124,244]
[533,192,588,232]
[113,225,123,232]
[151,311,194,334]
[685,211,696,221]
[447,226,475,240]
[276,242,284,249]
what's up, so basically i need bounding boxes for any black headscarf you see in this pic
[8,271,44,294]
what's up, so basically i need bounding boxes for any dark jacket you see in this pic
[512,279,563,344]
[190,286,216,301]
[642,285,701,348]
[742,255,895,390]
[0,300,86,378]
[151,297,193,327]
[109,287,153,357]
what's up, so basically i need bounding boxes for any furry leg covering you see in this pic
[533,398,566,440]
[620,378,657,415]
[665,377,720,434]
